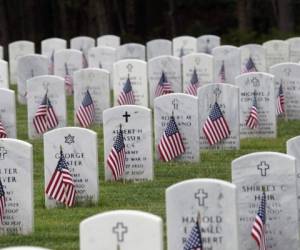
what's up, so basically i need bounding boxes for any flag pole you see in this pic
[283,81,288,122]
[120,124,126,185]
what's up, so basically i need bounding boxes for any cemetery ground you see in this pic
[0,86,299,249]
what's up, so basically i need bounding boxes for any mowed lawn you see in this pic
[0,85,298,249]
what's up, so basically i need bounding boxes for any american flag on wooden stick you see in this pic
[185,68,200,96]
[48,49,55,75]
[184,216,203,250]
[155,71,173,97]
[0,179,5,224]
[276,83,285,115]
[243,56,257,73]
[117,76,135,105]
[45,147,76,207]
[246,93,258,129]
[33,93,59,134]
[218,61,226,83]
[203,102,230,145]
[76,89,95,128]
[0,120,7,138]
[158,115,185,162]
[251,189,267,250]
[107,126,126,180]
[64,63,73,95]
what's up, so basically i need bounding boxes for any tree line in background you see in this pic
[0,0,299,54]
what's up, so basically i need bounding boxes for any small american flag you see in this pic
[179,47,185,57]
[0,179,5,224]
[33,93,59,134]
[107,126,126,180]
[76,89,95,128]
[276,83,285,115]
[246,94,258,129]
[184,219,203,250]
[117,77,135,105]
[218,61,225,83]
[251,190,267,250]
[80,47,89,68]
[45,147,76,207]
[158,115,185,162]
[155,71,173,97]
[203,102,230,145]
[185,69,200,96]
[243,56,257,73]
[64,63,73,95]
[48,49,55,75]
[0,120,7,138]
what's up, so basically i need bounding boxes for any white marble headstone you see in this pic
[0,139,33,235]
[116,43,146,61]
[240,44,266,72]
[0,88,16,138]
[80,210,163,250]
[73,68,110,125]
[148,55,182,107]
[44,127,98,208]
[0,59,9,89]
[286,37,300,63]
[182,53,213,92]
[172,36,197,57]
[146,39,172,60]
[113,59,148,107]
[103,105,153,181]
[212,45,241,84]
[197,35,221,54]
[166,178,239,250]
[232,152,299,250]
[235,72,276,138]
[27,75,66,139]
[270,63,300,120]
[198,83,240,149]
[97,35,120,49]
[9,41,35,84]
[17,54,48,104]
[70,36,95,67]
[0,45,3,59]
[154,93,200,162]
[262,40,289,71]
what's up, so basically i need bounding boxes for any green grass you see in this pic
[1,85,300,249]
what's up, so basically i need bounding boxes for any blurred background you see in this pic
[0,0,299,50]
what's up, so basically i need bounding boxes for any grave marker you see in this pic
[197,35,221,54]
[172,36,197,57]
[116,43,146,61]
[146,39,172,60]
[0,88,16,138]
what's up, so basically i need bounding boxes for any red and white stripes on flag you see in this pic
[203,102,231,145]
[117,77,135,105]
[246,94,258,129]
[45,147,76,207]
[185,68,200,96]
[64,63,73,95]
[33,93,59,134]
[76,89,95,128]
[276,83,285,115]
[0,179,5,224]
[0,120,7,138]
[158,115,185,162]
[155,71,173,97]
[219,61,226,83]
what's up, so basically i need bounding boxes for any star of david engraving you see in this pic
[65,134,75,144]
[112,222,128,242]
[257,161,270,177]
[194,189,208,206]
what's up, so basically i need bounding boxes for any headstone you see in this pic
[148,55,182,107]
[270,63,300,120]
[235,72,276,138]
[88,46,116,89]
[70,36,95,67]
[198,83,240,149]
[240,44,266,73]
[54,49,83,94]
[0,139,33,235]
[17,54,48,104]
[97,34,120,49]
[0,88,17,138]
[113,59,148,107]
[0,59,9,88]
[73,68,110,125]
[44,127,98,208]
[27,75,66,139]
[154,93,199,162]
[116,43,146,61]
[212,45,241,84]
[0,45,3,59]
[172,36,197,57]
[8,41,35,84]
[262,40,289,71]
[182,53,213,93]
[197,35,221,54]
[232,152,299,250]
[103,105,153,181]
[286,37,300,63]
[166,178,239,250]
[1,247,51,250]
[146,39,172,60]
[80,210,163,250]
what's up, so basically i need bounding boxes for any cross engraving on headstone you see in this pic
[123,111,131,123]
[172,98,179,110]
[0,147,7,160]
[126,64,133,73]
[257,161,270,177]
[42,81,50,91]
[112,222,128,242]
[195,57,201,65]
[284,67,292,77]
[251,77,260,87]
[194,189,208,206]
